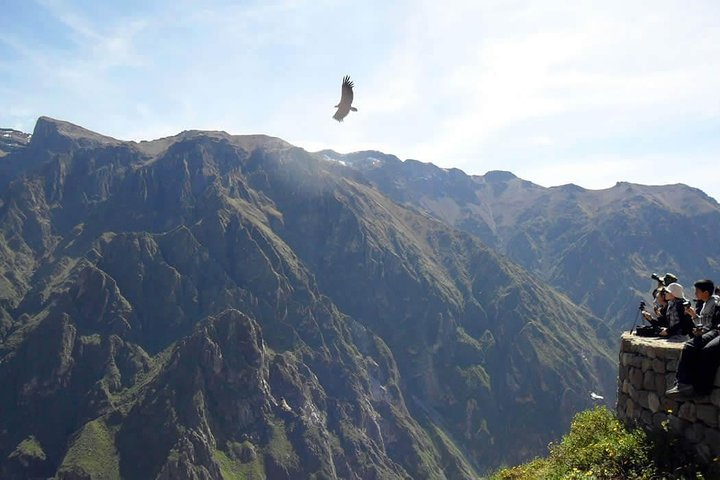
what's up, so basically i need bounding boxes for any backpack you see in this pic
[634,325,661,337]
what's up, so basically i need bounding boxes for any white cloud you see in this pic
[36,0,148,69]
[401,2,720,158]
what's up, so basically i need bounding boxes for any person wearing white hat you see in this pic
[657,282,693,338]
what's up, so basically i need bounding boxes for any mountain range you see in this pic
[319,149,720,330]
[0,117,713,478]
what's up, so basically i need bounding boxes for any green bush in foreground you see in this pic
[490,406,705,480]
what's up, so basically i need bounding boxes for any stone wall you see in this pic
[617,332,720,462]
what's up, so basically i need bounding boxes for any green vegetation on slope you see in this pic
[267,420,299,471]
[9,435,46,461]
[213,442,265,480]
[490,406,712,480]
[57,418,120,479]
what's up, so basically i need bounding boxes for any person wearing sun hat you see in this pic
[657,282,693,338]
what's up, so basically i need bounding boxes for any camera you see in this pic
[638,301,646,311]
[651,272,678,287]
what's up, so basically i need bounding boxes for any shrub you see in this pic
[490,406,657,479]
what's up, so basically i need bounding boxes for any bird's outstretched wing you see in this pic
[333,75,355,122]
[340,75,354,105]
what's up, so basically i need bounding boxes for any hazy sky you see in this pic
[2,1,719,199]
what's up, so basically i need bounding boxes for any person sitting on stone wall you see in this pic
[652,283,693,338]
[641,286,669,329]
[666,279,720,396]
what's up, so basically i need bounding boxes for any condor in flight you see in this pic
[333,75,357,122]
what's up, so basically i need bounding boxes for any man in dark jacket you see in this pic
[667,279,720,396]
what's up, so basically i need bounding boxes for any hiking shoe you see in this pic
[665,383,694,396]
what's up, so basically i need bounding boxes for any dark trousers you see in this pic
[677,330,720,393]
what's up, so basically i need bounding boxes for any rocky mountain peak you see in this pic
[482,170,518,183]
[133,130,295,159]
[30,117,122,152]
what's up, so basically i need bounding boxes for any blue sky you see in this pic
[2,0,719,199]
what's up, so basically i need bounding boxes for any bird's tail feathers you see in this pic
[350,107,358,112]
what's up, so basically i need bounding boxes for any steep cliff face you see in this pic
[327,151,720,330]
[0,118,615,478]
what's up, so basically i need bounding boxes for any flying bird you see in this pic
[333,75,357,122]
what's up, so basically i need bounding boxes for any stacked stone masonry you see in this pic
[617,332,720,462]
